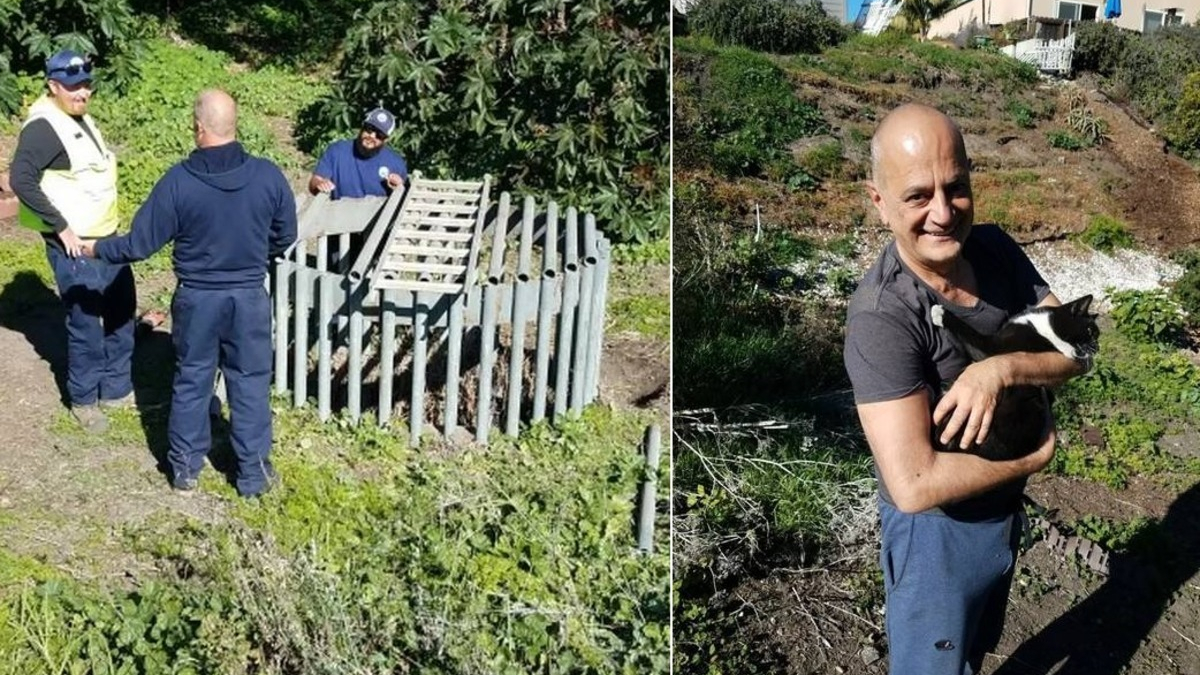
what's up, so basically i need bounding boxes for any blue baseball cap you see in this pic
[363,108,396,138]
[46,50,93,86]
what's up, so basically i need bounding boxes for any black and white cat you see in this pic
[930,295,1099,461]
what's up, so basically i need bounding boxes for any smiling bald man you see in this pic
[843,104,1085,674]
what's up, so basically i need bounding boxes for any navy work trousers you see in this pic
[879,500,1021,675]
[46,245,135,406]
[169,284,273,496]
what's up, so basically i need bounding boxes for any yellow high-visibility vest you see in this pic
[17,95,118,238]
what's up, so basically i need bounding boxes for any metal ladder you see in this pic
[368,173,491,295]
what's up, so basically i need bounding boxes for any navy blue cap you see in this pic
[46,50,93,86]
[363,108,396,137]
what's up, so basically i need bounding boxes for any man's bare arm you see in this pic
[859,391,1055,513]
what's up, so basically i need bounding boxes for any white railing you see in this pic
[861,0,903,36]
[1002,33,1076,74]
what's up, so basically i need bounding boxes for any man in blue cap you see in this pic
[307,107,408,199]
[82,89,297,498]
[9,50,135,434]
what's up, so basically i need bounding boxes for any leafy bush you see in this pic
[687,0,848,55]
[1047,130,1086,150]
[1077,214,1134,253]
[674,43,829,178]
[1113,25,1200,130]
[1170,247,1200,326]
[0,0,148,115]
[299,0,668,244]
[1008,99,1035,128]
[1165,71,1200,155]
[1072,21,1134,77]
[1108,287,1186,344]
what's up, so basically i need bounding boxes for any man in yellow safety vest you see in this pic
[9,50,135,434]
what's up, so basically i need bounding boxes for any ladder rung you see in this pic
[413,179,484,191]
[373,278,465,293]
[382,261,467,275]
[403,203,478,215]
[407,190,482,203]
[390,244,470,258]
[390,228,473,242]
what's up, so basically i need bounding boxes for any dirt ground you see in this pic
[683,78,1200,674]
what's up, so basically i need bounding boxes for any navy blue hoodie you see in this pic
[96,142,297,289]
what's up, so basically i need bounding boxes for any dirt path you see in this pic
[0,302,226,583]
[1088,88,1200,249]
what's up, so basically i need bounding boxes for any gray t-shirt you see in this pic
[844,224,1050,519]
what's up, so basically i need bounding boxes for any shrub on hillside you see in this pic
[1171,248,1200,327]
[1073,22,1133,77]
[1109,288,1187,345]
[0,0,147,115]
[1165,71,1200,156]
[675,46,828,177]
[300,0,668,244]
[688,0,848,55]
[1113,26,1200,127]
[1077,214,1134,253]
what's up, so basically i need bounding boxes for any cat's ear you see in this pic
[1066,294,1093,315]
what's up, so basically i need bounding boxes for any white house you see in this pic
[927,0,1194,38]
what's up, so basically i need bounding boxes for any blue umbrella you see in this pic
[1105,0,1122,19]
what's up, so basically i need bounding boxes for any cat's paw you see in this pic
[931,304,945,327]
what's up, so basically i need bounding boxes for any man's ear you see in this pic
[866,181,886,222]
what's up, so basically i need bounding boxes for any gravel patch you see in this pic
[1025,241,1183,311]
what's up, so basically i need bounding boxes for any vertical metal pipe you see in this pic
[347,282,364,423]
[273,258,289,393]
[553,207,580,418]
[587,237,612,401]
[378,289,397,426]
[411,291,428,447]
[338,233,351,270]
[637,425,662,553]
[531,202,558,423]
[570,215,597,413]
[318,272,333,421]
[505,196,536,436]
[475,192,511,443]
[317,235,328,273]
[292,240,309,407]
[444,293,465,436]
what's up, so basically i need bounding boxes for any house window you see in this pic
[1144,8,1184,32]
[1057,1,1099,20]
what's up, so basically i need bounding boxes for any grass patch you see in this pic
[610,295,670,339]
[1077,214,1135,253]
[3,406,668,673]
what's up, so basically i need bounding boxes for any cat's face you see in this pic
[1048,294,1100,358]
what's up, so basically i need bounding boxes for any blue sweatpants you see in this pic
[46,245,135,405]
[169,285,273,496]
[879,500,1020,675]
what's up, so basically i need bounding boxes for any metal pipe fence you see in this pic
[272,187,613,447]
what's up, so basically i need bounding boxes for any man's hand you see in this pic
[386,173,404,190]
[79,240,96,258]
[308,174,336,195]
[932,358,1007,449]
[58,228,84,258]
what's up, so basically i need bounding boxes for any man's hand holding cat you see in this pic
[933,357,1010,449]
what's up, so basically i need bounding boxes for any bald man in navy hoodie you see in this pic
[83,89,296,497]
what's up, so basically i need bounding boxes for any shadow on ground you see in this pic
[0,271,239,488]
[994,483,1200,674]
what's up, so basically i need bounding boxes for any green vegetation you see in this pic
[299,0,668,244]
[686,0,848,55]
[1077,214,1135,253]
[674,40,829,179]
[1108,288,1186,344]
[1047,130,1088,151]
[0,407,669,674]
[900,0,972,42]
[0,0,148,115]
[1171,248,1200,327]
